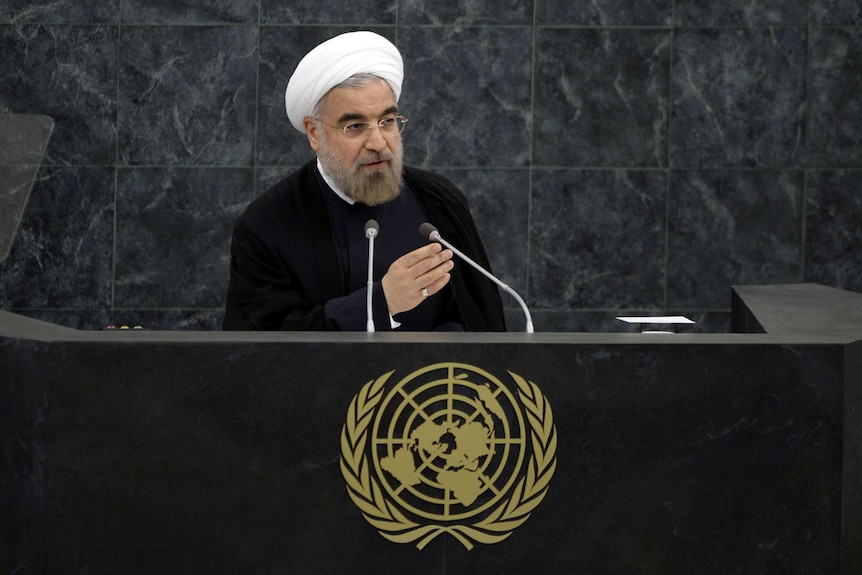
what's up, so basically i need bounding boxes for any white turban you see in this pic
[284,31,404,134]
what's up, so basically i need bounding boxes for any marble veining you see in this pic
[399,26,533,167]
[670,28,807,169]
[113,167,254,309]
[529,169,666,309]
[537,0,672,26]
[666,170,803,308]
[0,167,114,311]
[811,0,862,25]
[805,170,862,290]
[1,0,118,24]
[1,25,118,166]
[807,27,862,167]
[674,0,809,26]
[260,0,396,24]
[400,0,533,25]
[118,25,257,166]
[435,168,531,294]
[121,0,259,24]
[533,28,670,168]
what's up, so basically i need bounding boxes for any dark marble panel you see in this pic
[400,0,533,24]
[537,0,672,26]
[432,169,530,295]
[533,310,638,333]
[675,0,809,26]
[812,0,862,25]
[532,28,670,168]
[113,167,254,309]
[256,26,395,167]
[260,0,396,24]
[8,308,112,330]
[675,309,732,333]
[0,25,117,166]
[670,28,807,169]
[398,27,532,167]
[1,0,118,24]
[256,165,297,193]
[0,166,114,310]
[118,25,257,166]
[120,0,258,24]
[108,308,225,330]
[502,307,528,332]
[804,170,862,293]
[807,27,862,168]
[529,169,667,309]
[666,170,803,308]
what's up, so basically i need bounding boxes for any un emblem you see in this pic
[340,362,557,550]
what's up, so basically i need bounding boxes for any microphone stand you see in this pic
[365,220,379,332]
[420,223,534,333]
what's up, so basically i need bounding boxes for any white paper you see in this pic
[615,315,695,324]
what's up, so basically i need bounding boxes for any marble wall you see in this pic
[1,0,861,332]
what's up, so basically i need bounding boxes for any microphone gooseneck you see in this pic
[365,220,379,332]
[419,222,534,333]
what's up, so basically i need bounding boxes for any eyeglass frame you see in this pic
[312,114,409,139]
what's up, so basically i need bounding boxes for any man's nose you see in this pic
[363,124,388,150]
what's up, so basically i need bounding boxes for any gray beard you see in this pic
[317,141,404,207]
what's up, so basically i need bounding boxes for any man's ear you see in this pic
[304,118,321,152]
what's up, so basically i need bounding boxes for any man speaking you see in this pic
[223,31,506,332]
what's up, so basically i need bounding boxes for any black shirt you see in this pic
[321,177,457,331]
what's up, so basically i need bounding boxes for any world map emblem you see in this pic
[340,362,557,550]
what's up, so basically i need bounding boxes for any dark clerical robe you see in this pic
[223,161,506,331]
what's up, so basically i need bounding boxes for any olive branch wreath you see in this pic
[339,369,557,551]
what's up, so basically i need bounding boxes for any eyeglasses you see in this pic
[315,114,408,139]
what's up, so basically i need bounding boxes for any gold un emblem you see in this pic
[340,362,557,550]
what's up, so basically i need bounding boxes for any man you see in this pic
[223,31,506,331]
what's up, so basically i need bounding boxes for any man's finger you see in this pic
[397,243,442,267]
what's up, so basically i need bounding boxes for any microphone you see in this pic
[365,220,379,332]
[419,222,534,333]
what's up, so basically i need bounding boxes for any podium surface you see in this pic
[2,284,861,574]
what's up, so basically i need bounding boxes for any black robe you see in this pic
[223,161,506,331]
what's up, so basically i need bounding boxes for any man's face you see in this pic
[305,79,404,206]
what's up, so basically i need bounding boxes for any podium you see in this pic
[2,284,861,574]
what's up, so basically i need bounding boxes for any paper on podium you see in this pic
[616,315,695,333]
[616,316,695,325]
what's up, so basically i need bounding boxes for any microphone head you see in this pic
[419,222,438,241]
[365,219,379,238]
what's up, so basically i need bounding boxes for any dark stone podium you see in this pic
[2,284,861,574]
